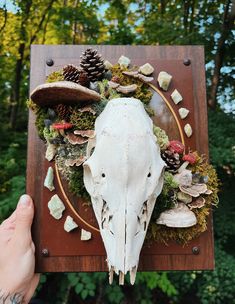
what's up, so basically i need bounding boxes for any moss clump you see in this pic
[153,125,169,150]
[68,166,90,200]
[70,108,96,130]
[35,108,49,139]
[111,64,153,104]
[98,79,120,102]
[46,70,64,83]
[26,99,39,112]
[43,126,60,142]
[148,155,219,244]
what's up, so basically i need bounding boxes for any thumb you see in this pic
[12,195,34,250]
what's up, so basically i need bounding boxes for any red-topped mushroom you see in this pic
[52,122,73,137]
[168,140,185,154]
[182,153,197,164]
[178,152,197,173]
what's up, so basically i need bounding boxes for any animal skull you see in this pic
[83,98,165,284]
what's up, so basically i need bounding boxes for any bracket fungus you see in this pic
[157,203,197,228]
[30,81,101,106]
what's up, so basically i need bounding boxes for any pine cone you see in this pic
[63,64,90,87]
[63,64,80,83]
[80,48,105,82]
[55,104,72,120]
[161,150,181,173]
[78,70,90,87]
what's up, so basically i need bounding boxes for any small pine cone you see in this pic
[63,64,80,83]
[78,70,90,87]
[80,48,105,82]
[55,104,72,120]
[161,150,181,173]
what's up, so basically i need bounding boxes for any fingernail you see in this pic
[18,194,31,208]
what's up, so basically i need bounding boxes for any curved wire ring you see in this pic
[55,86,185,232]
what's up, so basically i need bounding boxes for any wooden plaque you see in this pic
[27,45,214,272]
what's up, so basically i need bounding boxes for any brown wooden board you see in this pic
[27,45,214,272]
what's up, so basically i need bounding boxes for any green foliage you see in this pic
[0,1,234,303]
[68,166,90,200]
[208,109,235,172]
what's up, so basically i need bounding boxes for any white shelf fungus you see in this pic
[48,194,65,220]
[64,216,78,232]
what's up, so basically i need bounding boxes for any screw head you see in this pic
[46,59,54,66]
[183,59,191,66]
[42,248,49,257]
[192,246,200,255]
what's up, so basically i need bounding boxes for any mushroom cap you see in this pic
[30,81,101,106]
[52,122,73,130]
[168,140,184,154]
[183,153,197,164]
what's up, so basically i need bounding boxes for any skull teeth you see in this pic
[109,266,114,284]
[119,271,125,285]
[130,266,137,285]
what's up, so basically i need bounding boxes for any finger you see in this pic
[0,210,17,228]
[12,195,34,250]
[23,274,40,303]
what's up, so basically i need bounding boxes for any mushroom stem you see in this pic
[178,161,189,173]
[59,129,65,137]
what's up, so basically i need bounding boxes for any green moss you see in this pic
[70,108,96,130]
[35,108,48,139]
[26,99,39,112]
[68,166,90,200]
[98,79,120,102]
[46,70,64,83]
[148,155,219,245]
[111,64,153,104]
[153,125,169,150]
[43,126,60,142]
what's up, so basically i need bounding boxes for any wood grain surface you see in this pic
[27,45,214,272]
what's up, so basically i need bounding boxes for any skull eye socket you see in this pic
[102,173,105,178]
[147,172,151,177]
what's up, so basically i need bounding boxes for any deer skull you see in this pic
[83,98,165,284]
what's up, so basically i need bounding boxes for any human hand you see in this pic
[0,195,40,303]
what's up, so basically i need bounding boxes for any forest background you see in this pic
[0,0,234,303]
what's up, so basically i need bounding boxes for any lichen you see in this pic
[153,125,169,150]
[70,107,96,130]
[46,70,64,83]
[111,64,153,104]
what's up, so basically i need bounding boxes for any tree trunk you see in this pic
[208,0,235,109]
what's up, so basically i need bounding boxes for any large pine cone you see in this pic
[161,150,181,173]
[55,104,72,120]
[80,48,105,82]
[63,64,89,87]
